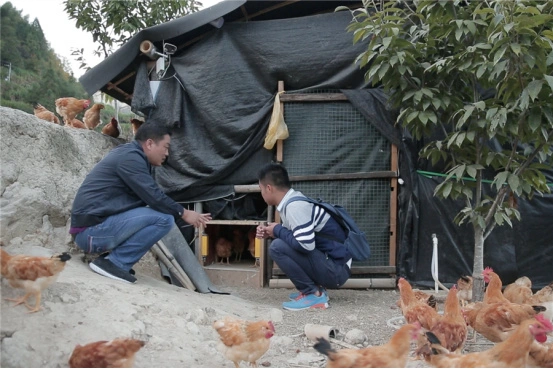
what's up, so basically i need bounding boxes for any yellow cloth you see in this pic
[264,91,289,150]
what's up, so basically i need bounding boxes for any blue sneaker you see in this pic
[282,293,329,311]
[289,288,328,301]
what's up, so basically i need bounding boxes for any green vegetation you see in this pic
[343,0,553,299]
[0,2,87,115]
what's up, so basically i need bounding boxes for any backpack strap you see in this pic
[282,196,344,243]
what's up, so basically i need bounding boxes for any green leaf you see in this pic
[508,173,520,191]
[510,43,521,55]
[527,80,544,101]
[494,171,509,190]
[494,212,504,225]
[544,75,553,92]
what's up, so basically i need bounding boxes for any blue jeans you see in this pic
[74,207,175,271]
[269,238,350,295]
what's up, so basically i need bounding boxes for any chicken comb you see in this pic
[483,266,494,274]
[535,314,553,331]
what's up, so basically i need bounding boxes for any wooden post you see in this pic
[389,144,398,267]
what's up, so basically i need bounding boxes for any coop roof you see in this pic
[79,0,363,102]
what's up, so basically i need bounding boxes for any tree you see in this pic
[62,0,202,71]
[341,0,553,300]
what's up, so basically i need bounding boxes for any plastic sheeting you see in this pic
[129,11,370,202]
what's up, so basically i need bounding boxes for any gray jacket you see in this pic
[70,141,184,228]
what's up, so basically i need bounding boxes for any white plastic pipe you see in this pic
[431,233,449,292]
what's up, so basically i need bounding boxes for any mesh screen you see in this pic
[283,100,392,266]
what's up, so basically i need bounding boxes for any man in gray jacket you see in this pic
[70,122,211,283]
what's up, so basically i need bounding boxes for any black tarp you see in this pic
[130,11,371,202]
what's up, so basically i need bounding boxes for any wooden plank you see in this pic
[106,82,132,102]
[276,80,285,163]
[109,71,136,88]
[290,171,397,182]
[280,93,348,102]
[389,144,399,266]
[207,220,266,225]
[272,265,396,275]
[237,1,300,22]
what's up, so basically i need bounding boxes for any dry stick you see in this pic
[329,338,359,350]
[151,242,196,291]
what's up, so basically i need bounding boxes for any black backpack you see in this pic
[284,196,371,261]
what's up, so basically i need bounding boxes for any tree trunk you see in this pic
[472,224,486,302]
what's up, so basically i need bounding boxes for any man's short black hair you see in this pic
[134,122,172,143]
[258,163,291,190]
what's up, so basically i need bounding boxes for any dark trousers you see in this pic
[269,238,350,295]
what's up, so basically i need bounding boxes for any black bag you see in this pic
[285,196,371,261]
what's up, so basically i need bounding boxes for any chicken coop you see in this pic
[79,0,553,290]
[191,81,398,289]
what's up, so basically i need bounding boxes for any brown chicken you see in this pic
[419,314,553,368]
[1,248,71,313]
[130,118,144,136]
[68,338,146,368]
[33,103,60,124]
[503,276,533,304]
[232,229,246,262]
[462,301,545,342]
[526,282,553,305]
[397,277,441,331]
[456,275,473,307]
[83,103,105,130]
[212,316,275,367]
[483,267,511,304]
[396,290,437,311]
[70,118,87,129]
[428,285,468,353]
[102,117,121,138]
[55,97,90,126]
[314,323,422,368]
[528,340,553,368]
[215,237,233,265]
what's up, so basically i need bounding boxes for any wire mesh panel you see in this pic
[283,100,392,267]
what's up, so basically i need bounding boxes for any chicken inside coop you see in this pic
[204,225,258,267]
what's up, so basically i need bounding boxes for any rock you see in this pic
[344,328,367,345]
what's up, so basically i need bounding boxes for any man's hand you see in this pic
[182,210,212,228]
[256,223,278,239]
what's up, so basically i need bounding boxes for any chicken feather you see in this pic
[213,316,275,367]
[313,323,422,368]
[1,248,71,313]
[68,338,146,368]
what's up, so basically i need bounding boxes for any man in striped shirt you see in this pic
[256,163,352,310]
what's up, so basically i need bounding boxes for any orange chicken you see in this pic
[462,301,545,342]
[102,117,121,138]
[232,228,246,262]
[503,276,533,304]
[456,275,473,307]
[528,340,553,368]
[397,277,441,331]
[33,103,60,124]
[428,285,468,353]
[213,316,275,367]
[314,323,422,368]
[130,118,144,136]
[396,290,437,311]
[419,314,553,368]
[1,248,71,313]
[247,229,259,267]
[68,338,146,368]
[83,103,105,130]
[55,97,90,126]
[483,267,510,304]
[70,118,87,129]
[215,237,233,265]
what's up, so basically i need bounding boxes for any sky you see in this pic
[8,0,223,79]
